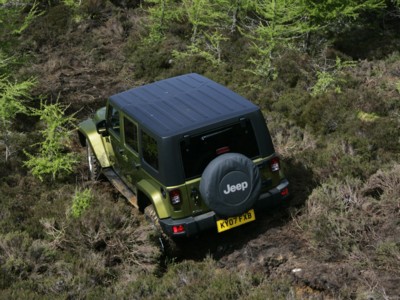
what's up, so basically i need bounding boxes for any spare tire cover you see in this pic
[199,153,261,217]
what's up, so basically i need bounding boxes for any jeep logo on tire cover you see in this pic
[220,171,251,205]
[223,181,249,194]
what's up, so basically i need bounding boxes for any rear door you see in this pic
[106,104,125,174]
[180,118,260,214]
[120,115,141,192]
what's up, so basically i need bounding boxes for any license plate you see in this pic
[216,209,256,233]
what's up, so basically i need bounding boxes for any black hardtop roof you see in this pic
[109,73,259,137]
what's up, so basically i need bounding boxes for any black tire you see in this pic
[144,205,180,256]
[87,139,101,181]
[199,153,261,217]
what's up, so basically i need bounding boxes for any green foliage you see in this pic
[357,110,380,122]
[60,0,107,23]
[62,0,85,22]
[0,0,43,52]
[182,0,230,42]
[24,101,78,181]
[62,0,81,9]
[305,0,385,22]
[395,80,400,93]
[0,76,36,161]
[241,0,385,81]
[70,188,92,218]
[145,0,184,44]
[311,57,357,96]
[167,0,235,64]
[14,1,44,35]
[172,31,228,66]
[0,76,35,122]
[242,0,313,80]
[0,51,12,70]
[0,0,41,163]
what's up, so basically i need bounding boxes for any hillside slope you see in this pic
[1,1,400,299]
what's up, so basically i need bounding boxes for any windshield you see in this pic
[180,119,259,179]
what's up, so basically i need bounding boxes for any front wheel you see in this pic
[87,139,101,181]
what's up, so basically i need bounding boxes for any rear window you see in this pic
[180,119,259,179]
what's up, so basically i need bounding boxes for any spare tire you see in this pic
[199,153,261,217]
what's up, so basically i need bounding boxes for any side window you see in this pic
[124,117,138,153]
[107,105,120,136]
[142,131,159,170]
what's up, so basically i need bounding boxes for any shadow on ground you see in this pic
[170,158,317,262]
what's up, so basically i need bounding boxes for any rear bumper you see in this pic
[159,179,290,237]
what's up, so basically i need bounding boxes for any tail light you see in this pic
[281,187,289,197]
[172,224,185,234]
[270,157,280,172]
[169,189,181,205]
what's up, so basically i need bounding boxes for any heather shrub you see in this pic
[126,35,182,80]
[300,164,400,264]
[113,257,267,299]
[299,177,369,259]
[25,4,72,49]
[0,231,56,289]
[300,92,352,134]
[270,88,311,120]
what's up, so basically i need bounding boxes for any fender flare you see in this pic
[78,119,111,168]
[137,179,170,219]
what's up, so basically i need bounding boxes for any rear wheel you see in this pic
[87,139,101,181]
[144,205,180,257]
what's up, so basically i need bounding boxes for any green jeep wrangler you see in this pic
[78,73,289,240]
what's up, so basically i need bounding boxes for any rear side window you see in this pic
[180,119,259,179]
[124,117,138,153]
[107,105,120,137]
[142,131,159,170]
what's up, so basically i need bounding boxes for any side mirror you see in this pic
[96,120,108,136]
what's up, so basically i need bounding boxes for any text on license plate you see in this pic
[216,209,256,233]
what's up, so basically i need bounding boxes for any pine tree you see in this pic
[145,0,184,43]
[24,101,78,181]
[243,0,312,79]
[173,0,240,65]
[0,75,35,161]
[304,0,385,23]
